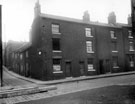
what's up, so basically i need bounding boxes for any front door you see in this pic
[25,63,30,77]
[80,61,85,76]
[105,59,111,73]
[99,60,104,74]
[65,62,72,77]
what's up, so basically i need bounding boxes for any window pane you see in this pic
[129,31,132,36]
[129,42,134,51]
[53,59,61,71]
[52,24,59,33]
[86,41,93,53]
[85,28,92,37]
[110,31,116,39]
[20,54,23,60]
[129,55,134,67]
[87,58,94,70]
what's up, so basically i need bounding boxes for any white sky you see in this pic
[0,0,131,42]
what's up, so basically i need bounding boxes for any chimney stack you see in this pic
[83,10,90,22]
[108,12,116,25]
[34,0,41,18]
[127,14,132,25]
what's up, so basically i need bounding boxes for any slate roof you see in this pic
[40,13,131,28]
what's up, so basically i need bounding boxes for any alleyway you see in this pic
[3,69,34,86]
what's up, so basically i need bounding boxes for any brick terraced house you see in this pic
[7,1,135,80]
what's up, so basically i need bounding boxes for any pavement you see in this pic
[1,67,135,104]
[4,66,135,85]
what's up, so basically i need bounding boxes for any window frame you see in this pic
[129,55,134,67]
[129,42,134,51]
[112,42,118,52]
[52,38,61,51]
[52,24,60,34]
[85,28,92,37]
[26,51,29,58]
[53,58,62,73]
[128,30,133,39]
[20,54,23,60]
[87,58,95,71]
[86,41,94,53]
[110,31,117,39]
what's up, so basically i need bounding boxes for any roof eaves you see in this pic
[40,13,122,28]
[16,43,31,53]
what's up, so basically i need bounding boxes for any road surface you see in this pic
[2,73,135,104]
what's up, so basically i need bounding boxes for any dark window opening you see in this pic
[52,38,60,51]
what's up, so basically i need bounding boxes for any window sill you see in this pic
[113,66,119,68]
[53,71,63,73]
[52,32,61,35]
[128,36,133,39]
[111,37,117,39]
[129,50,135,52]
[53,50,62,52]
[112,51,118,53]
[87,51,94,53]
[86,36,93,38]
[88,69,95,71]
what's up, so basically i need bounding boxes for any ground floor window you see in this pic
[129,42,134,51]
[53,59,61,72]
[25,63,29,76]
[129,55,134,67]
[87,58,95,71]
[112,56,119,68]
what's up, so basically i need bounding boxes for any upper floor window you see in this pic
[128,30,133,39]
[12,53,14,59]
[20,54,23,60]
[110,31,117,39]
[52,38,61,51]
[85,28,92,37]
[26,51,29,58]
[52,24,60,34]
[86,41,94,53]
[129,42,134,51]
[15,54,17,59]
[112,42,118,52]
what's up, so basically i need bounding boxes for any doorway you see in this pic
[79,61,85,76]
[99,60,104,74]
[105,59,111,73]
[65,62,72,77]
